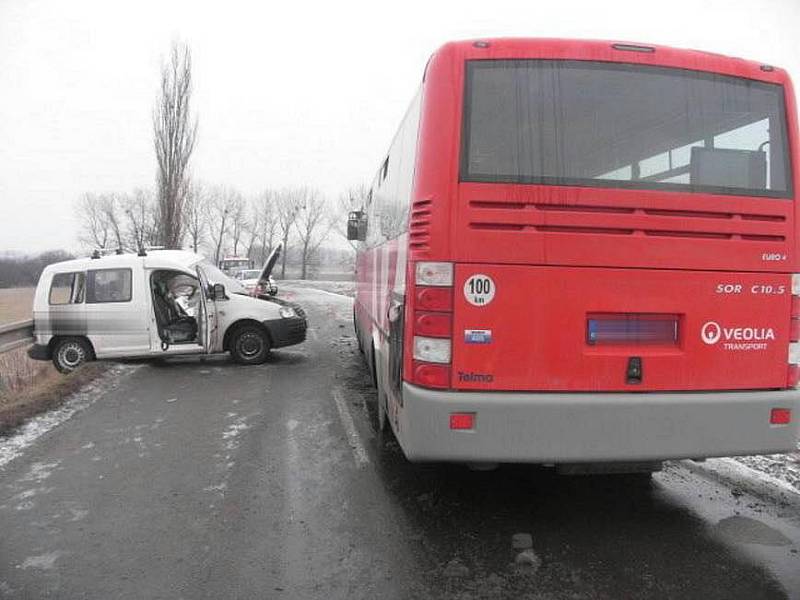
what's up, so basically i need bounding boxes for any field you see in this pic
[0,287,35,325]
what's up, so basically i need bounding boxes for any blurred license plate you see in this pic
[587,313,679,346]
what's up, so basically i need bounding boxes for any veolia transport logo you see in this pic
[701,321,722,345]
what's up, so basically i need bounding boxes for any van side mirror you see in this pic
[211,283,227,301]
[347,210,367,242]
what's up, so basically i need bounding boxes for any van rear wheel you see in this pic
[52,337,92,374]
[229,325,271,365]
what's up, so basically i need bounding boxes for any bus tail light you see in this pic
[413,362,450,388]
[413,336,451,363]
[414,312,452,337]
[788,365,800,388]
[416,262,453,286]
[770,408,792,425]
[788,340,800,386]
[410,262,454,389]
[449,413,475,430]
[789,275,800,387]
[416,287,453,311]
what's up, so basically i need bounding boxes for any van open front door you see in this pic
[196,266,214,353]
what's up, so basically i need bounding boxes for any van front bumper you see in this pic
[263,316,307,348]
[397,383,800,463]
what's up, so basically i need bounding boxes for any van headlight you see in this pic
[279,306,296,319]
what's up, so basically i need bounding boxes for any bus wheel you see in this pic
[52,337,92,374]
[376,388,388,432]
[354,307,364,354]
[368,343,378,388]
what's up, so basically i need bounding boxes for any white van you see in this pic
[27,247,306,373]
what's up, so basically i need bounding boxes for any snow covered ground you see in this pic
[734,445,800,494]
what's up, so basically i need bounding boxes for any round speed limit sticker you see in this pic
[464,274,495,306]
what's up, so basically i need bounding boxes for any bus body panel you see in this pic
[398,383,800,463]
[455,183,796,272]
[354,38,800,463]
[407,40,800,270]
[452,265,791,391]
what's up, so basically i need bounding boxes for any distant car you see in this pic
[235,269,263,293]
[27,247,305,373]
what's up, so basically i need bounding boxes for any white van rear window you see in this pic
[49,272,85,305]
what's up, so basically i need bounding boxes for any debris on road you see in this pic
[443,558,470,578]
[514,549,542,572]
[511,532,532,550]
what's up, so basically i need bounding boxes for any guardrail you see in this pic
[0,320,34,355]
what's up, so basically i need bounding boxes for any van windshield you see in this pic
[198,260,247,294]
[461,60,792,198]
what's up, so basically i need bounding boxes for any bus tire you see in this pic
[368,343,378,388]
[376,386,388,432]
[52,337,93,374]
[354,307,364,354]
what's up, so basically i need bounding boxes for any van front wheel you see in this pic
[229,325,271,365]
[52,337,92,374]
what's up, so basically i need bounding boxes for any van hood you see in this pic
[258,243,282,282]
[228,287,306,319]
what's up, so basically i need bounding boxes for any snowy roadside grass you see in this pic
[733,445,800,494]
[0,359,108,436]
[0,345,52,396]
[280,279,355,298]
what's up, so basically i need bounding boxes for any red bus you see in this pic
[349,39,800,470]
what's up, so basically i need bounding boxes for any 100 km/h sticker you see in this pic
[464,274,495,306]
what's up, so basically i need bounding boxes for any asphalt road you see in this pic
[1,286,799,599]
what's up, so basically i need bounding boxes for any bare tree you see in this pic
[275,188,303,278]
[205,185,238,264]
[294,188,332,279]
[76,193,111,250]
[243,200,262,262]
[153,41,198,248]
[227,192,247,256]
[100,194,125,250]
[255,190,279,264]
[183,181,207,253]
[123,188,156,252]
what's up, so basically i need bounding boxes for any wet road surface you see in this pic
[1,286,799,599]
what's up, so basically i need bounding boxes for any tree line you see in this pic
[74,183,346,279]
[0,251,74,288]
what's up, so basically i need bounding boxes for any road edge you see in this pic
[681,457,800,509]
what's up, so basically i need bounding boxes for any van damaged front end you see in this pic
[260,297,307,348]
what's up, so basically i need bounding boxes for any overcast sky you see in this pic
[1,0,799,253]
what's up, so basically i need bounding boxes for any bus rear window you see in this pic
[461,60,792,198]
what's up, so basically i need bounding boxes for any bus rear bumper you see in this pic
[398,383,800,464]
